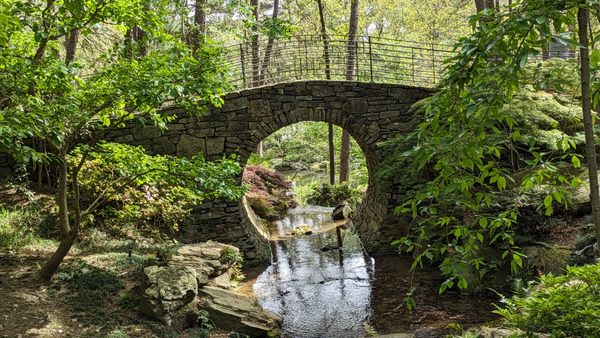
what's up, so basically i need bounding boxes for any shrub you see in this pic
[494,263,600,336]
[304,182,364,208]
[70,142,244,239]
[243,165,296,220]
[0,203,55,249]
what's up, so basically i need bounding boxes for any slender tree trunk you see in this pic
[250,0,260,86]
[340,0,358,183]
[328,122,335,185]
[475,0,485,12]
[339,131,350,182]
[260,0,280,84]
[136,26,148,57]
[39,153,74,280]
[65,29,79,65]
[345,0,359,81]
[578,1,600,246]
[124,27,147,58]
[316,0,335,185]
[484,0,495,10]
[317,0,330,79]
[190,0,206,52]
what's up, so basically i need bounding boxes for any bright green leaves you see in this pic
[494,263,600,336]
[386,0,589,297]
[69,142,244,233]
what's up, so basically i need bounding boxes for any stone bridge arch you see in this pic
[106,80,432,263]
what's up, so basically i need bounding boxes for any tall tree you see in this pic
[259,0,280,83]
[340,0,359,183]
[250,0,260,85]
[316,0,335,185]
[577,0,600,247]
[190,0,206,51]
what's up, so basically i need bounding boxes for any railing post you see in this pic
[368,36,373,82]
[355,40,359,80]
[411,47,415,84]
[431,42,436,85]
[240,44,247,88]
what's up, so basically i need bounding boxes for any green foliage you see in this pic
[220,246,243,266]
[303,182,364,208]
[260,122,368,188]
[220,246,245,283]
[0,203,55,249]
[388,0,587,292]
[72,142,244,237]
[247,153,272,168]
[494,263,600,336]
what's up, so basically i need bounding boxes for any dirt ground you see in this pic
[0,250,235,338]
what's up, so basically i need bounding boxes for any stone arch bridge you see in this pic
[0,36,451,262]
[105,35,453,262]
[106,80,432,262]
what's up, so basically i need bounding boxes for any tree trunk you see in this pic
[38,154,74,281]
[340,0,358,183]
[345,0,359,81]
[475,0,485,12]
[340,130,350,182]
[124,26,147,58]
[577,1,600,246]
[328,121,335,185]
[250,0,260,86]
[259,0,280,84]
[317,0,335,185]
[190,0,206,51]
[317,0,331,79]
[65,29,79,65]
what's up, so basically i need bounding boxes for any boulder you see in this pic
[199,286,281,337]
[139,266,198,325]
[291,224,314,236]
[332,201,352,221]
[169,241,240,286]
[208,269,233,289]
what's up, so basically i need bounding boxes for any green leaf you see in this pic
[544,195,553,208]
[572,155,581,168]
[592,50,600,68]
[497,176,506,190]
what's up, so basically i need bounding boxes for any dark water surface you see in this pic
[247,206,497,338]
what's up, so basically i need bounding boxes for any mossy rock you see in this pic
[519,245,571,279]
[291,224,314,236]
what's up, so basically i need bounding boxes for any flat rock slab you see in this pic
[169,241,240,286]
[199,286,281,337]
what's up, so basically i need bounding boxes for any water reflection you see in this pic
[252,206,373,338]
[250,206,498,337]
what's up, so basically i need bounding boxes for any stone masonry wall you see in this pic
[102,80,432,261]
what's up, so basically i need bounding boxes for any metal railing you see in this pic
[222,35,579,92]
[223,35,456,91]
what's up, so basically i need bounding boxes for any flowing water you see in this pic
[244,206,498,338]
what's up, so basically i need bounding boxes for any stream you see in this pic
[243,206,498,337]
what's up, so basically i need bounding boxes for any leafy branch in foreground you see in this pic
[385,0,594,292]
[0,0,231,280]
